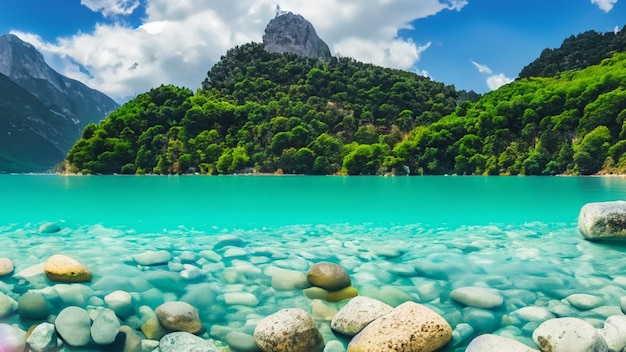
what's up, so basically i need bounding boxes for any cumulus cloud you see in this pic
[472,60,512,91]
[81,0,140,17]
[13,0,468,102]
[591,0,618,12]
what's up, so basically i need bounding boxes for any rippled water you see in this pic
[1,175,626,350]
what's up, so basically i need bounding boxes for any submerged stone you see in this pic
[38,222,61,234]
[0,258,14,276]
[43,254,91,283]
[307,262,351,291]
[254,308,324,352]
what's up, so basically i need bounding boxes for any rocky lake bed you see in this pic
[2,213,626,351]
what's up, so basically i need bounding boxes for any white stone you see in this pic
[532,317,608,352]
[511,306,554,322]
[198,250,222,262]
[450,286,504,309]
[331,296,392,336]
[105,290,134,318]
[54,306,92,347]
[91,308,121,345]
[160,332,220,352]
[223,247,247,258]
[26,323,57,352]
[0,292,17,318]
[180,264,203,280]
[565,293,603,310]
[598,315,626,352]
[271,269,310,291]
[223,292,259,306]
[0,258,14,276]
[133,250,171,266]
[466,334,539,352]
[451,323,474,347]
[324,340,346,352]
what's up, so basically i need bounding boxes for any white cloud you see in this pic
[471,60,512,91]
[81,0,140,17]
[486,73,513,90]
[591,0,618,12]
[14,0,468,102]
[471,60,493,75]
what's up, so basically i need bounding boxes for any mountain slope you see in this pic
[0,72,66,172]
[0,34,119,172]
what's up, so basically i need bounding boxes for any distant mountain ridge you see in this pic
[0,34,119,172]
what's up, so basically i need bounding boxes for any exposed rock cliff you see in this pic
[263,12,331,59]
[0,34,119,172]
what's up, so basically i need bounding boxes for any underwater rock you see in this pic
[156,301,202,334]
[579,201,626,240]
[90,308,120,345]
[307,262,351,291]
[348,301,452,352]
[465,334,539,352]
[450,286,504,309]
[132,250,171,266]
[532,317,607,352]
[18,291,48,320]
[331,296,392,336]
[43,254,91,283]
[38,222,60,234]
[0,258,14,276]
[254,308,324,352]
[26,322,58,352]
[160,331,220,352]
[54,306,92,347]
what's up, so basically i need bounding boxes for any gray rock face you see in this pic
[579,201,626,240]
[263,12,331,59]
[0,34,119,172]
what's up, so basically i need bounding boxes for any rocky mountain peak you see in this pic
[0,34,62,90]
[263,12,331,59]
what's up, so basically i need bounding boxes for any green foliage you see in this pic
[66,43,459,175]
[67,38,626,176]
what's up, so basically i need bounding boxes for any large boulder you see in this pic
[307,262,351,291]
[155,301,202,334]
[43,254,91,283]
[579,201,626,240]
[254,308,324,352]
[532,317,607,352]
[347,301,452,352]
[331,296,393,336]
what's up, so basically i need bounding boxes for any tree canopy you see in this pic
[66,38,626,176]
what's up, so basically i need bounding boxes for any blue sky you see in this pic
[0,0,623,102]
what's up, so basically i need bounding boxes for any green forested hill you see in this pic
[65,43,626,176]
[394,52,626,175]
[65,42,461,175]
[519,26,626,78]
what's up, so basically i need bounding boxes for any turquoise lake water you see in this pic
[2,175,625,231]
[3,175,626,350]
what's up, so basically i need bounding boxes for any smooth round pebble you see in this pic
[466,334,539,352]
[450,286,504,309]
[91,308,121,345]
[0,258,14,276]
[327,286,358,302]
[18,291,48,320]
[133,250,172,266]
[532,317,607,352]
[54,306,92,347]
[156,301,202,334]
[43,254,91,283]
[225,331,261,352]
[254,308,324,352]
[307,262,351,291]
[565,293,604,310]
[39,222,61,233]
[331,296,392,336]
